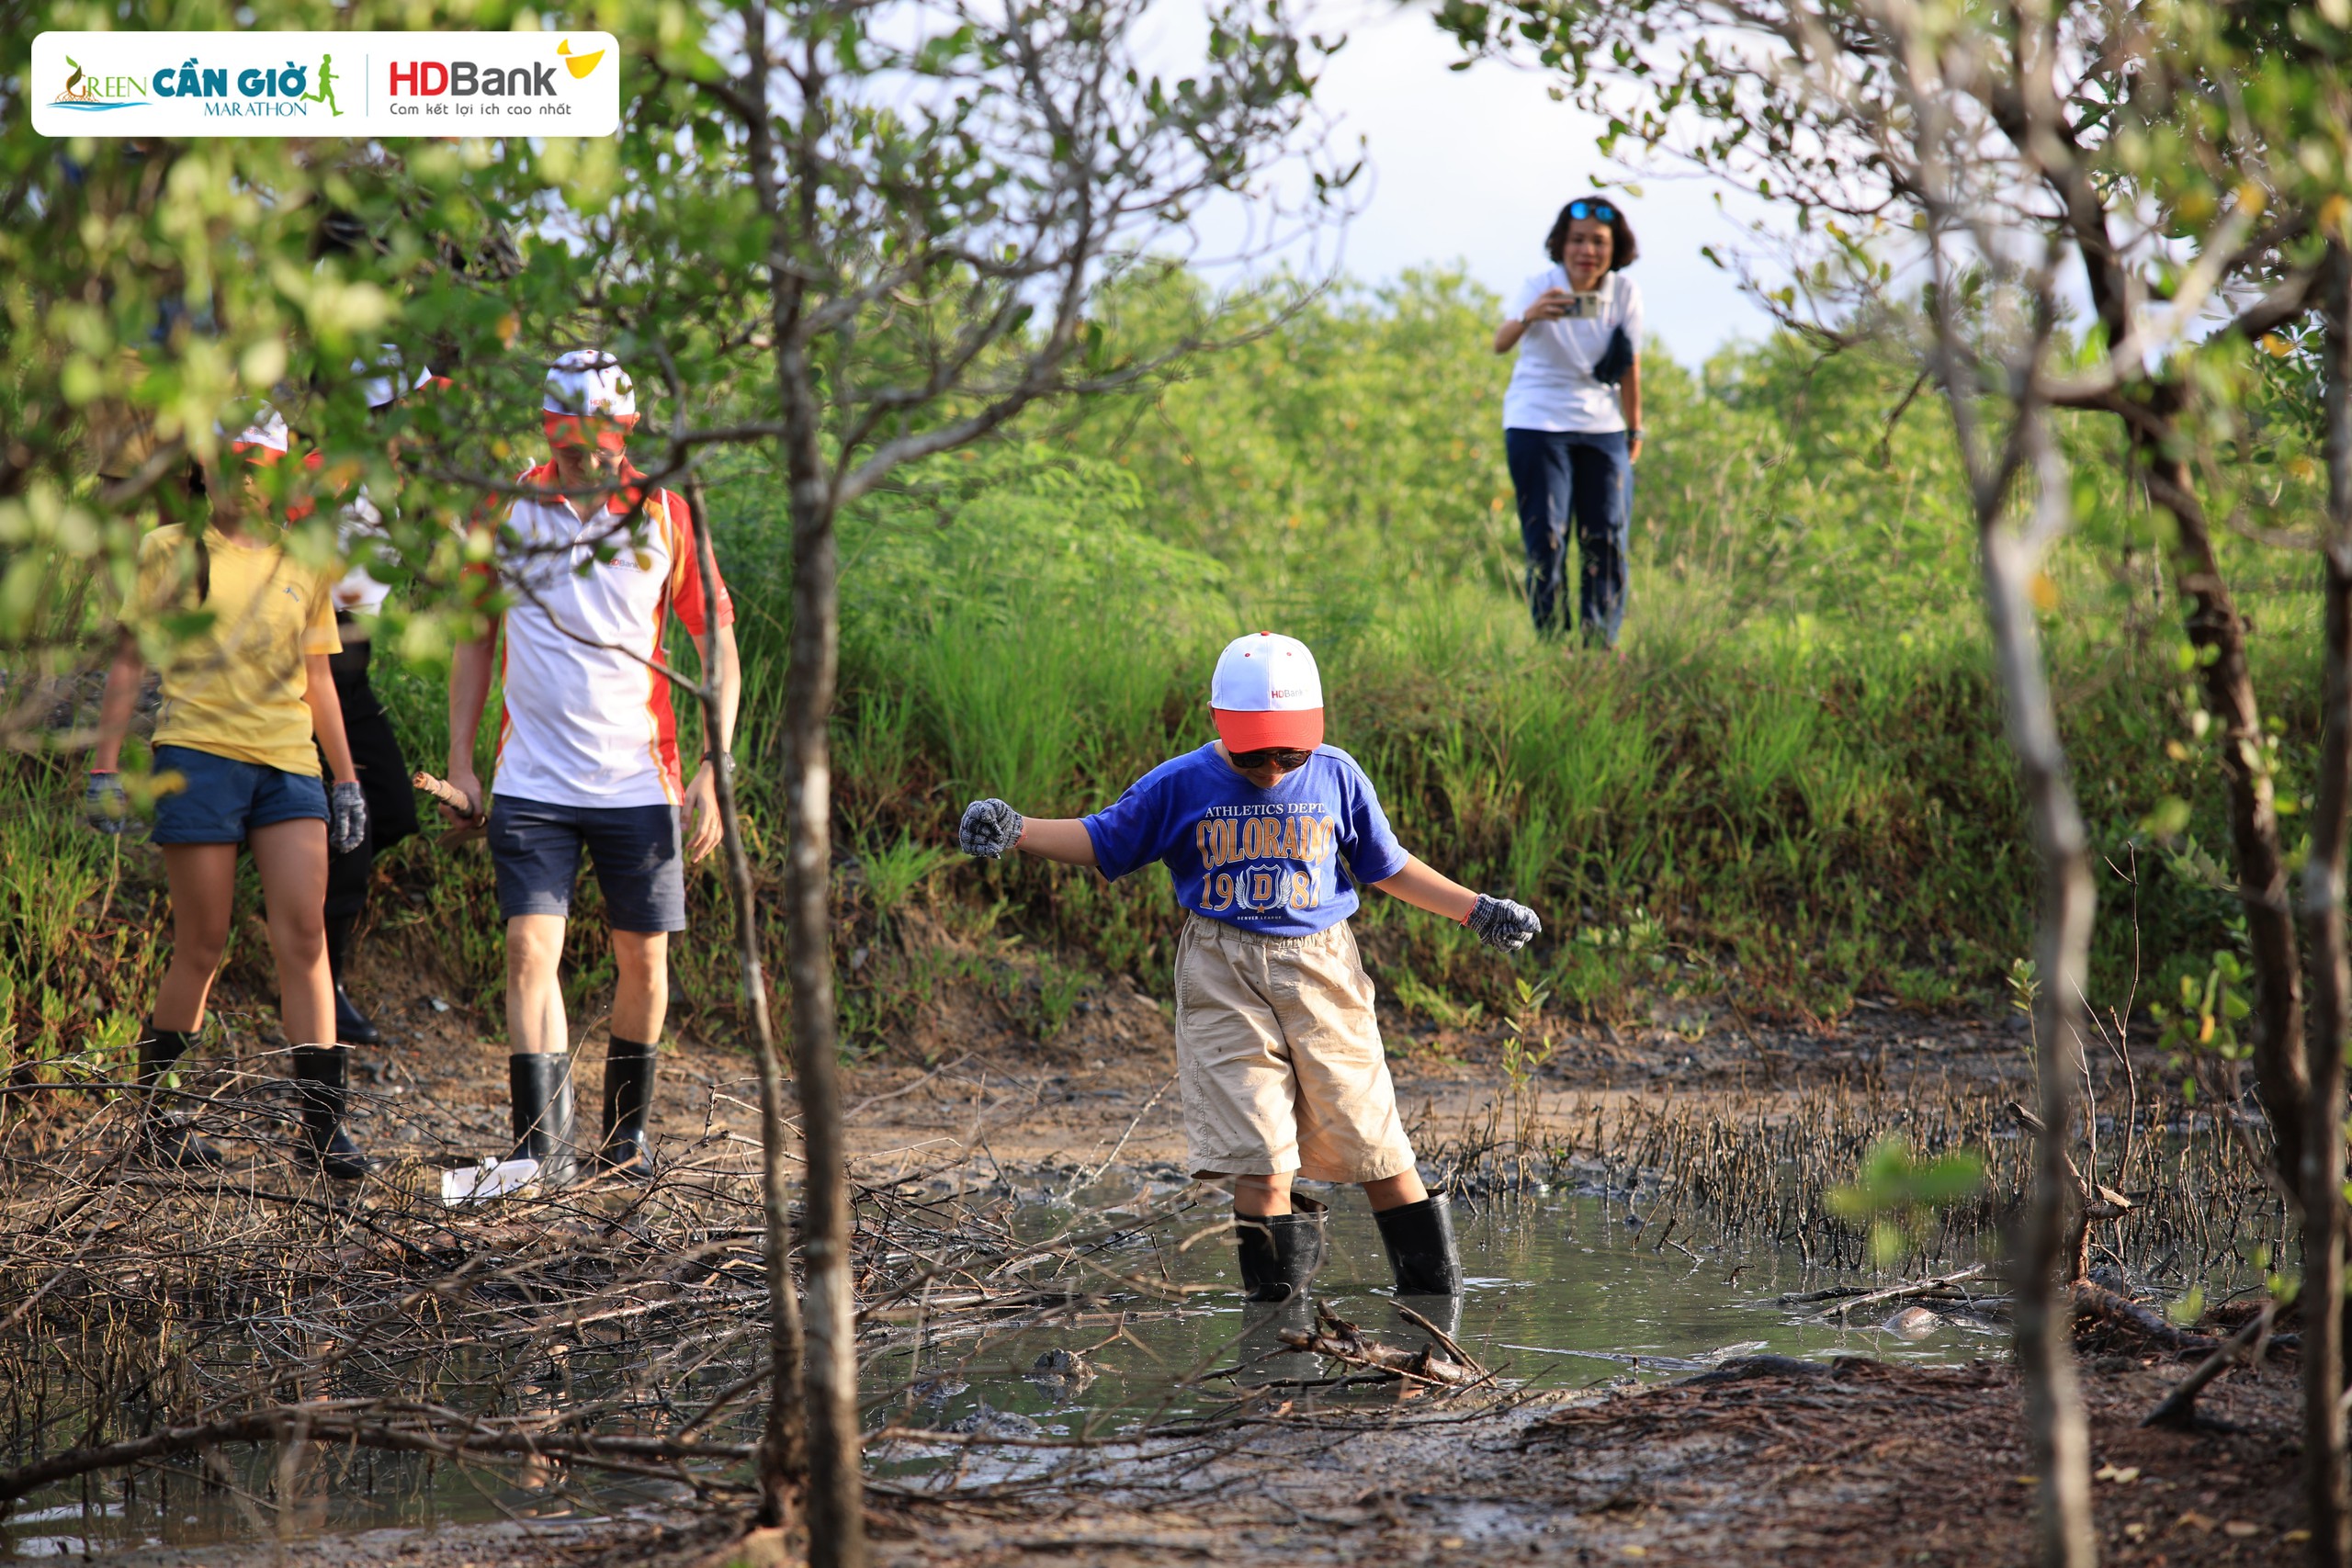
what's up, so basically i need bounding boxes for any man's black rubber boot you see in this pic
[137,1023,223,1170]
[325,914,380,1046]
[1374,1192,1464,1296]
[509,1052,580,1190]
[595,1036,658,1179]
[1235,1194,1328,1303]
[292,1044,372,1180]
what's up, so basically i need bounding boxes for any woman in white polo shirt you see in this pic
[1494,197,1644,649]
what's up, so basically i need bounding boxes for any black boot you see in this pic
[1374,1192,1464,1295]
[1235,1194,1328,1303]
[136,1024,223,1170]
[595,1036,658,1178]
[325,914,380,1046]
[292,1044,372,1179]
[509,1052,580,1189]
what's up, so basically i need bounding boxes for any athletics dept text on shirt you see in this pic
[1082,744,1410,941]
[1194,803,1344,918]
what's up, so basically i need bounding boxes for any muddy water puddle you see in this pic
[1,1193,1997,1559]
[868,1190,2001,1457]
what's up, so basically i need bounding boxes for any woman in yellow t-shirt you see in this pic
[86,411,375,1179]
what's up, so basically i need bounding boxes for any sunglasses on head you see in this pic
[1567,199,1619,222]
[1231,746,1316,772]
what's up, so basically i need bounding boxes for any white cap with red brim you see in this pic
[1210,631,1324,751]
[356,347,435,410]
[543,349,637,418]
[225,407,290,462]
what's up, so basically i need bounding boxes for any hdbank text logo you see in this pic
[31,32,620,138]
[382,39,605,124]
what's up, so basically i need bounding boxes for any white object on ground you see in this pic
[441,1157,541,1204]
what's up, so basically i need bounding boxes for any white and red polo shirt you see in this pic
[490,461,735,809]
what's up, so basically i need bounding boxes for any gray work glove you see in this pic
[959,798,1023,859]
[329,780,369,854]
[1467,894,1542,953]
[85,772,130,834]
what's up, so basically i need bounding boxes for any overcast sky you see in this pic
[1180,0,1790,368]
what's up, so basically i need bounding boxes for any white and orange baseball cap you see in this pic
[356,346,435,410]
[1210,631,1324,751]
[543,349,638,449]
[225,407,290,463]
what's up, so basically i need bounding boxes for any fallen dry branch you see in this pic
[2072,1281,2221,1355]
[1394,1302,1479,1369]
[1278,1303,1487,1387]
[2142,1302,2277,1428]
[1817,1264,1991,1320]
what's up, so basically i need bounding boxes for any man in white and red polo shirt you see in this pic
[445,350,740,1185]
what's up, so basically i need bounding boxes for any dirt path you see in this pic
[314,942,2042,1186]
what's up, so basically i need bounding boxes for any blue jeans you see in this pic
[1505,427,1632,647]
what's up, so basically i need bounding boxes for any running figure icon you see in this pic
[306,53,341,116]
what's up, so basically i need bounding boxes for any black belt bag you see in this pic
[1591,325,1634,387]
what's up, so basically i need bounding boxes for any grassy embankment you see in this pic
[4,270,2332,1080]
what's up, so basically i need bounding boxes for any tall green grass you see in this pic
[8,270,2337,1071]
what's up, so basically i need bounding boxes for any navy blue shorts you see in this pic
[150,744,329,844]
[488,795,685,932]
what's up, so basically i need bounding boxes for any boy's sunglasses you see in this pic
[1231,746,1316,772]
[1567,199,1619,221]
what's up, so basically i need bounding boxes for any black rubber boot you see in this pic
[292,1044,372,1179]
[595,1036,658,1179]
[325,914,380,1046]
[1234,1194,1328,1303]
[136,1024,223,1170]
[509,1052,580,1190]
[1374,1192,1464,1296]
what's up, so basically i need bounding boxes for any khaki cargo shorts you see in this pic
[1173,914,1418,1185]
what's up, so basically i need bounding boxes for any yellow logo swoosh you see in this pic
[557,39,605,78]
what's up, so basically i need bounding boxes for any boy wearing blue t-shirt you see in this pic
[958,632,1541,1302]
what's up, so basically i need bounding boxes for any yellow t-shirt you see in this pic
[125,525,342,776]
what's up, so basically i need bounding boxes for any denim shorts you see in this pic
[150,744,329,844]
[488,795,685,932]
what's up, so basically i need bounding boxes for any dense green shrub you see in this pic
[9,270,2335,1071]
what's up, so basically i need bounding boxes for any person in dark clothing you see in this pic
[320,355,430,1043]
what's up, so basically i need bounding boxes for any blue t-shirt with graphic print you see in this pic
[1081,743,1410,938]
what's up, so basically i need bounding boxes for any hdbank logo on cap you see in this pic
[1210,632,1326,752]
[31,32,620,137]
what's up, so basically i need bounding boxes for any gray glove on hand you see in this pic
[959,798,1023,859]
[330,780,369,854]
[85,772,129,834]
[1467,893,1542,953]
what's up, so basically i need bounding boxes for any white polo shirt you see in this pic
[1502,266,1644,434]
[489,462,735,809]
